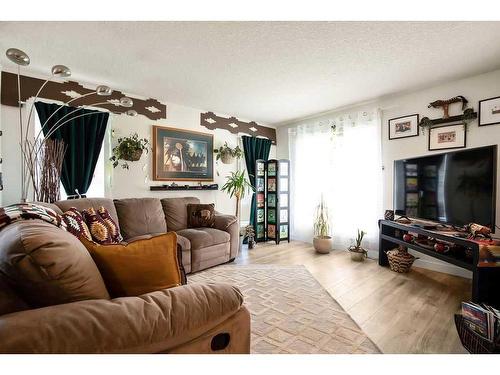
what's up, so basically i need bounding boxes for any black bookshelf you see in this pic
[379,219,500,307]
[253,159,291,244]
[254,159,267,242]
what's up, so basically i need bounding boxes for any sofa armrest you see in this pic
[214,213,239,259]
[0,283,244,354]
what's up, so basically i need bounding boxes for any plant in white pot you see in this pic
[313,195,333,254]
[348,229,368,261]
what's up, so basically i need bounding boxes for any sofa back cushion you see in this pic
[0,220,110,308]
[114,198,167,240]
[0,277,29,315]
[161,197,200,231]
[56,198,119,233]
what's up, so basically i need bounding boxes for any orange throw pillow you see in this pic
[80,232,182,297]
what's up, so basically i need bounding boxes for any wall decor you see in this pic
[200,111,277,144]
[152,126,213,181]
[388,114,419,140]
[428,124,466,151]
[479,96,500,127]
[1,71,167,121]
[428,96,468,119]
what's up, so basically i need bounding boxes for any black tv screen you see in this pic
[394,145,497,228]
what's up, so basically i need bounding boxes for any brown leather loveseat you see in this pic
[0,197,250,353]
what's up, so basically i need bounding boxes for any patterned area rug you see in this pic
[189,265,381,354]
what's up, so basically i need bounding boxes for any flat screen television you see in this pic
[394,145,497,229]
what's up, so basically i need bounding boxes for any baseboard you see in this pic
[366,249,472,279]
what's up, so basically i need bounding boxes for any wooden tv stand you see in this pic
[379,220,500,307]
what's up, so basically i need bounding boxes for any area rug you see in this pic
[188,265,381,354]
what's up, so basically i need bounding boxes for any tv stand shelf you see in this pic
[379,220,500,307]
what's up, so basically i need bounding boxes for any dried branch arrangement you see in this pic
[24,138,66,203]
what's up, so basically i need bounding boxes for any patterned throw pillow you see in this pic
[61,207,92,241]
[187,203,216,228]
[82,207,113,244]
[97,206,123,243]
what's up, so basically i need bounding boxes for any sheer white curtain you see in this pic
[289,109,383,252]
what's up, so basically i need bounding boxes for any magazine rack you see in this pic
[454,314,500,354]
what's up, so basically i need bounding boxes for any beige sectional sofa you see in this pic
[0,197,249,354]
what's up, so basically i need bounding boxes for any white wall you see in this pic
[108,101,275,217]
[0,84,276,220]
[277,68,500,277]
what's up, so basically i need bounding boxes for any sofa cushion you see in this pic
[176,234,191,274]
[0,283,245,353]
[161,197,200,231]
[114,198,167,240]
[81,232,182,298]
[0,277,29,315]
[82,207,115,244]
[177,228,230,250]
[187,203,215,228]
[61,207,93,241]
[0,220,110,308]
[55,198,119,232]
[97,206,123,243]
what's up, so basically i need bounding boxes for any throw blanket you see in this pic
[0,203,66,230]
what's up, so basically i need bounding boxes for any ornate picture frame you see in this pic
[152,125,214,181]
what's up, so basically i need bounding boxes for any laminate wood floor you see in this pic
[235,240,470,354]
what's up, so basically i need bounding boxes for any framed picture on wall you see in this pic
[388,114,419,140]
[428,124,466,151]
[152,126,214,181]
[479,96,500,127]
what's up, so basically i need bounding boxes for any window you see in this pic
[34,113,105,199]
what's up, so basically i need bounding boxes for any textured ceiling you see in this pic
[1,21,500,125]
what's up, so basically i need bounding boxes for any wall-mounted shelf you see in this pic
[419,110,477,128]
[150,184,218,191]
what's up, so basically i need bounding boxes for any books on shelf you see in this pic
[461,301,500,342]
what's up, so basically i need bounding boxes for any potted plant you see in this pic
[313,195,333,254]
[348,229,368,261]
[245,224,256,249]
[110,133,149,169]
[221,170,254,217]
[214,142,243,164]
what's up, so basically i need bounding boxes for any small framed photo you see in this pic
[479,96,500,127]
[428,124,466,151]
[388,114,419,140]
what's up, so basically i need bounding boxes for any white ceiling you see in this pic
[1,21,500,125]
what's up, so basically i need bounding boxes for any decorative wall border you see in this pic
[200,111,276,144]
[1,71,167,121]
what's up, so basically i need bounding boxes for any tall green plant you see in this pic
[221,170,254,217]
[313,195,330,238]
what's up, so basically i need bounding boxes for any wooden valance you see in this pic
[1,71,167,120]
[200,111,276,144]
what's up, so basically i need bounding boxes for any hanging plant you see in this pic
[214,142,243,164]
[110,133,149,169]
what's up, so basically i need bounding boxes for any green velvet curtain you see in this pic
[242,135,272,232]
[35,102,109,198]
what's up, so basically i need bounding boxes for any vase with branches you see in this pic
[313,194,333,253]
[220,170,254,218]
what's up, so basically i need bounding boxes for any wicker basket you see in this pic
[386,245,416,273]
[454,314,500,354]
